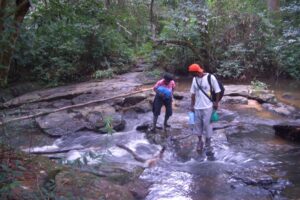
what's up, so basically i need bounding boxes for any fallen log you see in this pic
[0,88,152,126]
[117,143,165,167]
[2,91,91,109]
[25,147,85,155]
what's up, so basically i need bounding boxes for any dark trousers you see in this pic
[152,94,172,118]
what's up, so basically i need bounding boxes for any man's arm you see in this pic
[213,92,221,110]
[211,75,221,110]
[191,93,195,112]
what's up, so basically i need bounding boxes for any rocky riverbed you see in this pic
[1,71,299,199]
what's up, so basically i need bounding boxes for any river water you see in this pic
[139,79,300,200]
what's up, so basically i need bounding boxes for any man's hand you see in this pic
[213,101,219,110]
[190,105,195,112]
[191,94,195,112]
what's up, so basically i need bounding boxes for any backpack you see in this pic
[208,74,225,102]
[156,86,172,99]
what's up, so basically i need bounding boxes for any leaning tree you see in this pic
[0,0,31,87]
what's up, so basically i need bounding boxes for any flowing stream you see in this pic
[140,79,300,200]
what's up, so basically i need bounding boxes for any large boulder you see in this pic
[263,102,296,117]
[36,104,126,137]
[36,112,87,137]
[282,92,299,100]
[126,179,151,199]
[222,96,248,104]
[122,94,147,106]
[273,123,300,142]
[249,89,276,103]
[224,85,250,96]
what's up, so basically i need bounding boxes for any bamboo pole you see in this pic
[0,88,152,126]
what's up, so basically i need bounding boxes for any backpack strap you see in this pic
[195,77,212,102]
[208,74,214,94]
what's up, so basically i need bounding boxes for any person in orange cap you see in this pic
[188,64,221,154]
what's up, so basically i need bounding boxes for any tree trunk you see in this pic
[117,0,125,7]
[42,0,48,8]
[0,0,30,88]
[267,0,280,12]
[150,0,155,38]
[104,0,110,9]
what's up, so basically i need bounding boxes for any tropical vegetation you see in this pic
[0,0,299,87]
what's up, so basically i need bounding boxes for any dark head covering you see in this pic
[163,73,173,82]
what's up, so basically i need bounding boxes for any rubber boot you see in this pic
[151,115,158,133]
[205,137,211,148]
[205,137,214,158]
[164,116,170,128]
[196,136,203,153]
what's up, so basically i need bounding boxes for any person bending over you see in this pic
[151,73,175,132]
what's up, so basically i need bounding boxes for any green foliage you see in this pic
[207,0,300,80]
[272,1,300,80]
[103,116,114,134]
[155,1,209,72]
[136,42,154,58]
[0,162,22,199]
[93,69,114,80]
[13,0,133,85]
[4,0,300,83]
[251,79,268,90]
[146,69,162,79]
[217,60,245,79]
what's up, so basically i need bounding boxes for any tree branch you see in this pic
[153,38,202,60]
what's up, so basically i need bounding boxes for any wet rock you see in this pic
[3,73,141,108]
[0,90,14,103]
[52,99,73,108]
[250,89,276,103]
[273,123,300,142]
[0,82,41,104]
[282,93,299,100]
[171,133,198,161]
[85,111,104,129]
[224,85,250,96]
[126,179,151,199]
[123,100,152,114]
[263,102,296,116]
[36,112,87,137]
[222,96,248,104]
[76,104,126,133]
[173,92,184,100]
[122,95,147,106]
[36,103,126,136]
[136,122,151,132]
[112,114,126,131]
[231,170,277,188]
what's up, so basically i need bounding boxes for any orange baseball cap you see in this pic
[188,64,204,73]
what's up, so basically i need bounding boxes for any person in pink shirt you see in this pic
[151,73,176,132]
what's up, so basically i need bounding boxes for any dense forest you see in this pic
[0,0,299,87]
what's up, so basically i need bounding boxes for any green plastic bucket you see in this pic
[211,110,219,122]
